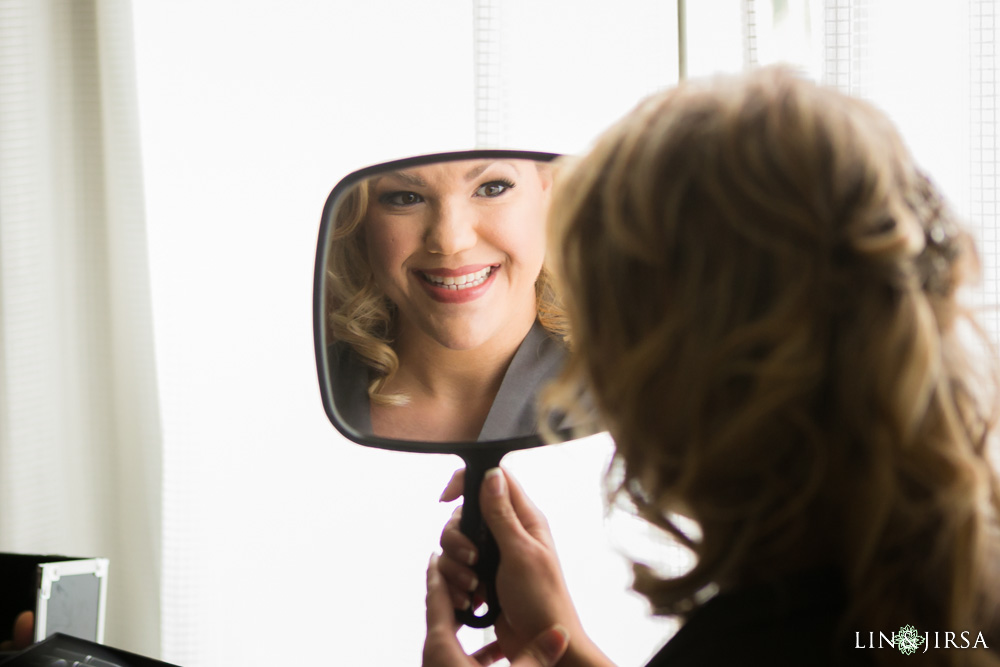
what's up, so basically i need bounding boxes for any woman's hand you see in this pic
[437,468,615,667]
[423,553,569,667]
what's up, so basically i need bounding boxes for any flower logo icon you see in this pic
[897,625,925,655]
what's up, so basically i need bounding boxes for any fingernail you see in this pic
[462,548,477,566]
[538,624,570,658]
[464,573,479,592]
[427,554,440,584]
[485,468,505,496]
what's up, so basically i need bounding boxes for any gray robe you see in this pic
[329,321,566,441]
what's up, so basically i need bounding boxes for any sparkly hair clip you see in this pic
[909,171,961,295]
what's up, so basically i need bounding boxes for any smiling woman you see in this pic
[323,153,568,444]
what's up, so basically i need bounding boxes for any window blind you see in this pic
[971,0,1000,339]
[474,0,503,148]
[823,0,870,96]
[742,0,759,68]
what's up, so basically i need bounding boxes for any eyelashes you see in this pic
[475,179,516,198]
[377,179,517,209]
[378,191,424,207]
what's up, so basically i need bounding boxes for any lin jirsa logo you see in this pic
[856,625,989,655]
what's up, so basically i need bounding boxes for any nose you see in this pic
[424,200,477,255]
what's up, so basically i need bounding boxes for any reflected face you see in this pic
[365,159,551,351]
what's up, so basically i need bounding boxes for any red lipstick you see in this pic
[413,264,500,304]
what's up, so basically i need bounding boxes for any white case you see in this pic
[33,557,109,644]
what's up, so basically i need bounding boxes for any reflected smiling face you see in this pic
[365,159,551,352]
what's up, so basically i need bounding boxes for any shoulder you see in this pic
[477,321,568,441]
[517,320,568,368]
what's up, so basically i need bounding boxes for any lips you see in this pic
[414,264,500,303]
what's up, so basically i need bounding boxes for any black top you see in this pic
[645,569,869,666]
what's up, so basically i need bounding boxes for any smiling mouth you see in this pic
[420,266,496,290]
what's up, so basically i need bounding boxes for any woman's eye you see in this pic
[379,191,424,207]
[475,180,515,198]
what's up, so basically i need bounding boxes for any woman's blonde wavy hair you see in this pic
[545,67,1000,664]
[326,164,567,406]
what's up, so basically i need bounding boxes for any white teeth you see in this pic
[422,266,494,290]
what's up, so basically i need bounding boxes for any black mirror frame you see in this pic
[313,149,567,629]
[313,149,562,457]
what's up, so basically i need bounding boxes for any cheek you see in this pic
[496,201,547,276]
[365,219,414,281]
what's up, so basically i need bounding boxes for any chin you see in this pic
[425,321,500,351]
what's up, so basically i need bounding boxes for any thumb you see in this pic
[480,468,530,551]
[12,611,33,649]
[510,624,570,667]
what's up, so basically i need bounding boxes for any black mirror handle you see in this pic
[454,451,505,628]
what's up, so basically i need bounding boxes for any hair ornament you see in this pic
[909,171,961,296]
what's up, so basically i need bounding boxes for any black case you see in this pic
[0,554,108,645]
[0,632,181,666]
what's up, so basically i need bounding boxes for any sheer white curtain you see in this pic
[0,0,161,657]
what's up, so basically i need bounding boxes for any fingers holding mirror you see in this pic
[316,150,584,452]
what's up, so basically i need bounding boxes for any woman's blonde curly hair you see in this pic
[545,67,1000,664]
[326,164,568,406]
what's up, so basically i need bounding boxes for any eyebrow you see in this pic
[463,160,522,180]
[372,170,427,188]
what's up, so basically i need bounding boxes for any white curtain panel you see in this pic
[0,0,162,657]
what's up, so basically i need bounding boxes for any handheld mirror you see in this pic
[313,150,584,627]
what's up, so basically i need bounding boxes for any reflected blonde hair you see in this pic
[326,165,567,406]
[546,67,1000,663]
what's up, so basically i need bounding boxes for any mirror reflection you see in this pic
[321,154,570,443]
